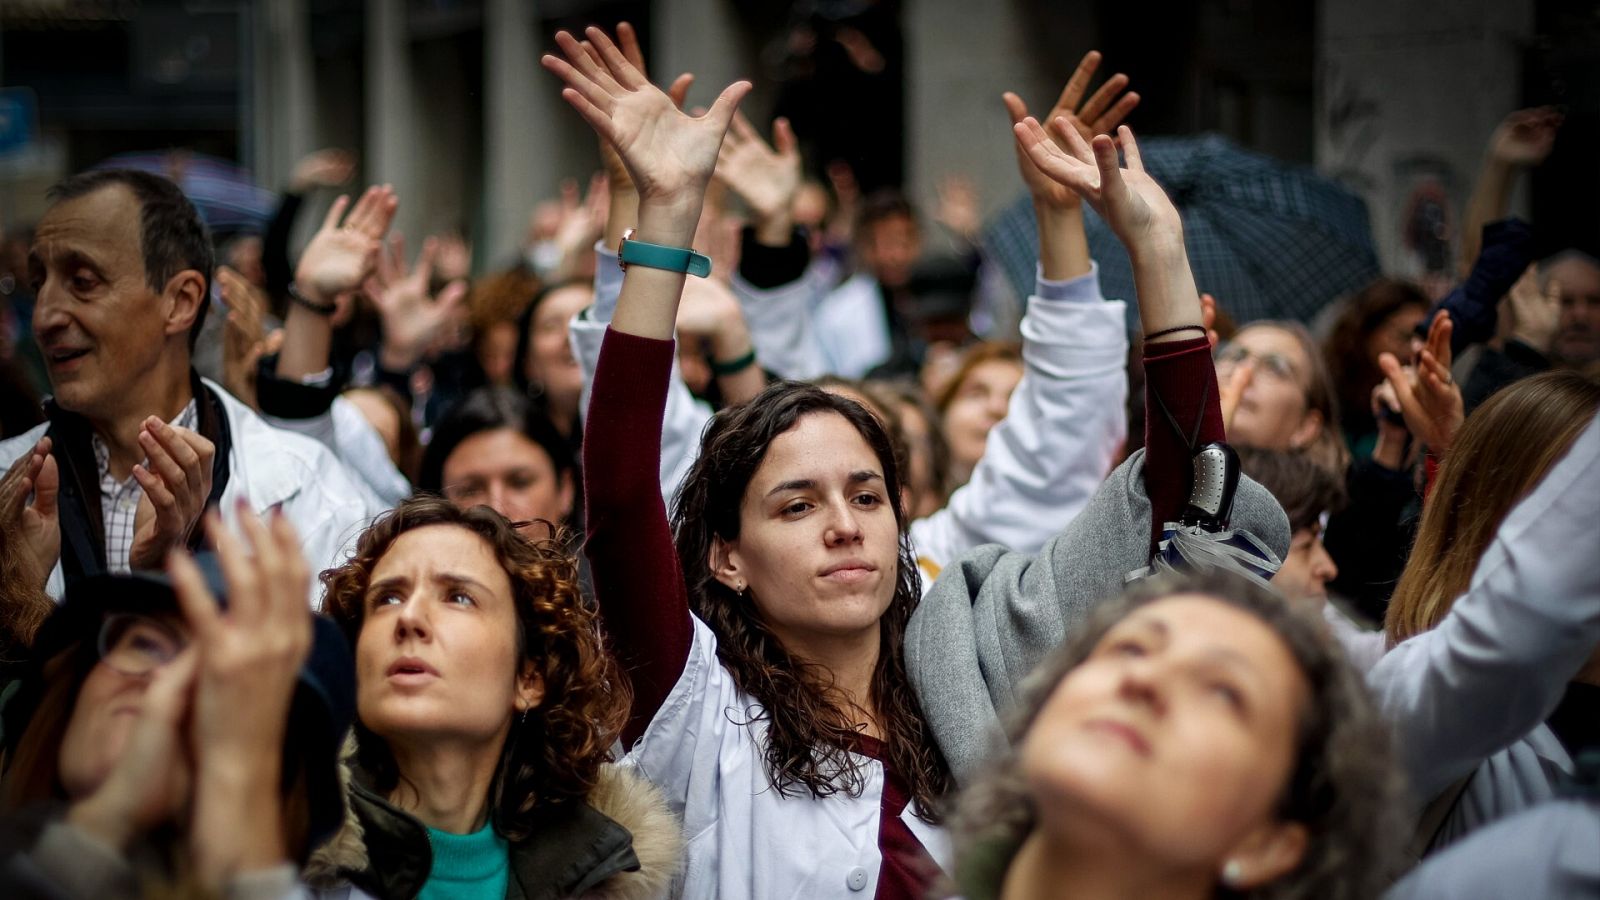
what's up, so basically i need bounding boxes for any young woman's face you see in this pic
[525,285,592,409]
[896,399,941,519]
[356,526,540,748]
[1364,305,1427,370]
[714,412,902,654]
[1215,326,1322,451]
[942,358,1023,472]
[478,320,520,387]
[1018,595,1308,870]
[441,427,573,528]
[57,615,188,799]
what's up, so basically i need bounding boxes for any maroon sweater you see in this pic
[1141,335,1225,545]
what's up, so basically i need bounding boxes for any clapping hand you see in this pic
[1378,310,1463,456]
[0,437,59,589]
[128,417,216,571]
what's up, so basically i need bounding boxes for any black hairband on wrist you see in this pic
[286,282,339,315]
[1144,324,1208,341]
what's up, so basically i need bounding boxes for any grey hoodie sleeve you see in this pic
[906,449,1290,781]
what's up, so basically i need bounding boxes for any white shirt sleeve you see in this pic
[1367,413,1600,803]
[910,264,1128,577]
[572,241,714,504]
[730,267,831,380]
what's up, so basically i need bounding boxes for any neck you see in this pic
[1001,830,1212,900]
[387,730,507,835]
[778,622,884,737]
[546,391,580,439]
[91,365,195,480]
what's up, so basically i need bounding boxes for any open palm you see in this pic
[1015,118,1180,249]
[1003,50,1140,210]
[543,28,749,207]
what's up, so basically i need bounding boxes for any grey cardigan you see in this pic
[905,449,1291,781]
[1367,413,1600,848]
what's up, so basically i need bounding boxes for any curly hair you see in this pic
[948,570,1405,900]
[672,381,953,822]
[320,496,627,841]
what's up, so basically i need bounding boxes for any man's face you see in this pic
[28,185,182,419]
[860,214,920,290]
[1548,255,1600,366]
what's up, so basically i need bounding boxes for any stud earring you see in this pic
[1221,860,1244,888]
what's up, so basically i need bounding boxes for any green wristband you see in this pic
[710,348,758,376]
[618,228,713,278]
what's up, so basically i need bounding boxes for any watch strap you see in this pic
[619,232,713,279]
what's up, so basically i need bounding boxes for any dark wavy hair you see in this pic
[1323,278,1429,441]
[949,570,1405,900]
[418,386,577,496]
[672,381,953,821]
[321,496,627,840]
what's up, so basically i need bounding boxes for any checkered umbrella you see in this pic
[984,133,1380,329]
[94,150,277,236]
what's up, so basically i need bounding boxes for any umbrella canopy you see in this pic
[93,150,277,235]
[984,133,1380,329]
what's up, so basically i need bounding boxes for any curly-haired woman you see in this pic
[948,570,1406,900]
[309,497,681,899]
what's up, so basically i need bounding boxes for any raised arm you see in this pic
[1016,115,1221,544]
[1461,107,1560,272]
[544,27,749,740]
[1368,412,1600,804]
[909,54,1136,570]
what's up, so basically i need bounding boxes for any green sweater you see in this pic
[420,822,509,900]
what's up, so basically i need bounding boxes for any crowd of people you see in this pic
[0,21,1597,900]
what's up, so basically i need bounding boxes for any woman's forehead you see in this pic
[750,412,883,488]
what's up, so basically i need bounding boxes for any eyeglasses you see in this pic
[96,613,187,677]
[1214,343,1302,385]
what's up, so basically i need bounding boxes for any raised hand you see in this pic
[715,113,801,244]
[367,234,470,372]
[934,174,982,242]
[65,647,198,852]
[128,417,216,571]
[1489,107,1563,168]
[0,438,60,588]
[1378,310,1463,456]
[288,148,357,193]
[543,26,751,241]
[171,506,313,882]
[1506,263,1561,353]
[593,22,695,196]
[217,266,268,409]
[293,184,398,305]
[1015,119,1181,251]
[1002,50,1140,211]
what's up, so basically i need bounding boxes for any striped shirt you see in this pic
[91,400,199,573]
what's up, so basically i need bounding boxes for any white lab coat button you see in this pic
[846,866,869,891]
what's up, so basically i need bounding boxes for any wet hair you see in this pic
[47,169,214,349]
[1387,370,1600,645]
[418,386,576,494]
[950,570,1405,900]
[1323,279,1430,440]
[320,497,627,840]
[671,381,952,821]
[1236,447,1348,534]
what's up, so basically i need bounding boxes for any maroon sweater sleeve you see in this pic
[1141,335,1225,547]
[583,327,695,746]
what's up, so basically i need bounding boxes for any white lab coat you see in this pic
[1366,412,1600,847]
[0,378,383,609]
[570,247,1129,579]
[623,616,951,898]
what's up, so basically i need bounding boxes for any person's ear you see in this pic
[515,663,546,714]
[1288,408,1324,451]
[1218,820,1308,892]
[710,535,747,595]
[163,270,207,341]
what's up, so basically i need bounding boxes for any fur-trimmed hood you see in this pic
[305,736,682,900]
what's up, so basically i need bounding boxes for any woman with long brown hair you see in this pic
[309,496,681,898]
[1374,370,1600,853]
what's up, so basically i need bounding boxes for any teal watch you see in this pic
[618,228,713,279]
